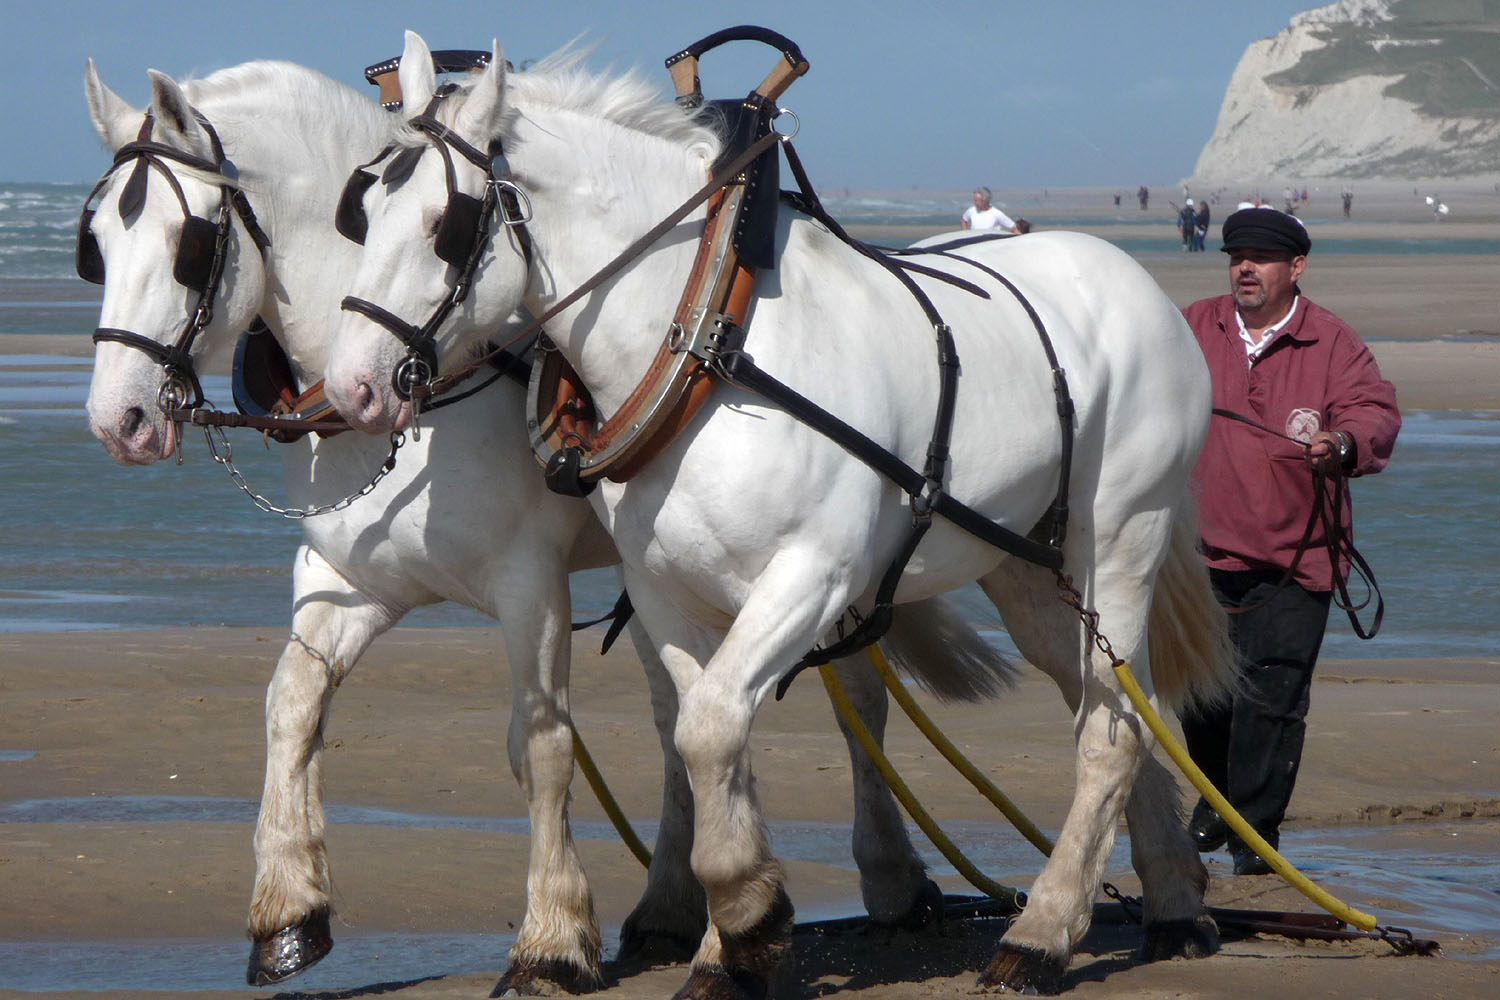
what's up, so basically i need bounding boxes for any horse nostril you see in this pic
[121,407,145,437]
[354,382,375,413]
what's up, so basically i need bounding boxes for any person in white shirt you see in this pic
[960,187,1020,233]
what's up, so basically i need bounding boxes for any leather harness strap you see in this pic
[529,183,759,494]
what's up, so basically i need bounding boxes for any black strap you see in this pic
[756,139,1071,696]
[424,336,536,413]
[1209,407,1383,638]
[720,350,1064,572]
[570,590,635,655]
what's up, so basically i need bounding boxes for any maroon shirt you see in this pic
[1184,293,1400,592]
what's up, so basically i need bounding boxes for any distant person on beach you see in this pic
[1194,198,1211,252]
[1178,199,1198,251]
[1342,186,1353,218]
[1138,184,1149,210]
[1178,207,1401,876]
[960,187,1019,233]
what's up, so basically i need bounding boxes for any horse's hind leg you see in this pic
[247,545,395,986]
[1126,755,1217,961]
[974,538,1209,994]
[829,655,943,929]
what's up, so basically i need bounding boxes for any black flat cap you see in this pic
[1220,207,1311,256]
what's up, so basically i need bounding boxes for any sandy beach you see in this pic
[2,183,1498,997]
[1,630,1496,999]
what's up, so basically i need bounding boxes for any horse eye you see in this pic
[424,206,444,239]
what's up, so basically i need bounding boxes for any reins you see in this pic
[1210,407,1383,638]
[401,129,784,410]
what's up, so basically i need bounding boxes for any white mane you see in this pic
[398,47,723,163]
[175,61,393,216]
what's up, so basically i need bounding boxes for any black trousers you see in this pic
[1180,568,1333,846]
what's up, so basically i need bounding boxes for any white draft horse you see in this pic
[80,57,1006,994]
[325,33,1236,997]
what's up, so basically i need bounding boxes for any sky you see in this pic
[5,0,1325,190]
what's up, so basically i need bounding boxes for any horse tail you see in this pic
[1146,497,1238,712]
[880,595,1021,703]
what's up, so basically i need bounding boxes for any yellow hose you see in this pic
[571,728,654,868]
[865,644,1056,858]
[818,663,1025,908]
[1110,660,1377,931]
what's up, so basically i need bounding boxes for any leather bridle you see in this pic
[336,83,533,403]
[80,109,270,412]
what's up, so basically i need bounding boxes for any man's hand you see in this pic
[1306,429,1354,475]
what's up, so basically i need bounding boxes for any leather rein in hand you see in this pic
[1210,408,1383,639]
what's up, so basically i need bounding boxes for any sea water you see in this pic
[2,182,1497,658]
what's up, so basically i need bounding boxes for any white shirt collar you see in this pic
[1236,295,1299,359]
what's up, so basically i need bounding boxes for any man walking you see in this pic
[1179,208,1401,875]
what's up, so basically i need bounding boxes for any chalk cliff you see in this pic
[1192,0,1500,182]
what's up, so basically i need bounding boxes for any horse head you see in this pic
[82,61,269,464]
[326,31,531,434]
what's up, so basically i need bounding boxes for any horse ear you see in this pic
[455,41,508,141]
[84,59,142,152]
[146,69,216,161]
[398,30,437,115]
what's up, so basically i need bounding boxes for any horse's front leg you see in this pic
[489,563,604,996]
[246,545,396,986]
[618,614,708,964]
[636,560,848,1000]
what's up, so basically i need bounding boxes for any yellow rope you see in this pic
[1110,660,1378,931]
[571,727,653,868]
[865,644,1055,857]
[818,663,1025,908]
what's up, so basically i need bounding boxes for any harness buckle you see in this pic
[670,306,741,361]
[911,482,943,522]
[490,179,533,225]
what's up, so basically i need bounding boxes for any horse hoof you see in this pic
[1139,913,1220,962]
[670,966,769,1000]
[246,911,333,986]
[617,886,708,968]
[976,941,1066,995]
[870,877,945,933]
[670,887,794,1000]
[615,922,700,968]
[490,956,603,996]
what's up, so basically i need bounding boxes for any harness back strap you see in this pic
[717,349,1066,575]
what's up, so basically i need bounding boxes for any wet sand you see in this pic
[1,629,1497,999]
[3,183,1498,997]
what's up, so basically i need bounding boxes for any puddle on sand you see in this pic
[1,797,1495,991]
[0,931,510,993]
[1241,824,1500,956]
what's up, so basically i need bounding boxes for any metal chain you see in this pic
[1054,571,1126,667]
[197,416,404,519]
